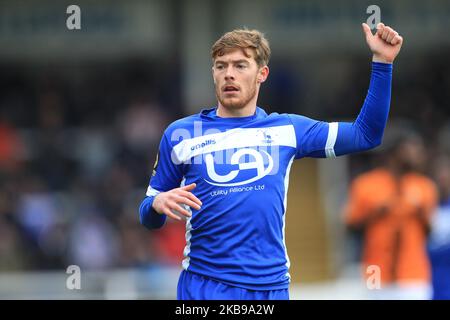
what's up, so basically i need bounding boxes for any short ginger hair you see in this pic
[211,29,271,67]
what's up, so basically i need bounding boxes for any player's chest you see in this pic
[173,125,297,186]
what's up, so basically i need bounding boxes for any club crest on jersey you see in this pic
[204,148,274,187]
[257,129,275,144]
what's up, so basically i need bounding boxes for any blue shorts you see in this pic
[177,270,289,300]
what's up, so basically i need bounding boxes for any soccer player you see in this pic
[139,22,403,300]
[345,133,437,299]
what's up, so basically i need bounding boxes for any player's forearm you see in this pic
[334,61,392,156]
[139,196,167,229]
[354,61,393,147]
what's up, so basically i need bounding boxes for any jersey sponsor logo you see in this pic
[204,148,274,187]
[170,124,296,165]
[190,139,216,151]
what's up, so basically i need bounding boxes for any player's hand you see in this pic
[362,22,403,64]
[152,183,202,221]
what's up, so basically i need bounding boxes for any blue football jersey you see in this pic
[148,107,333,289]
[141,62,392,290]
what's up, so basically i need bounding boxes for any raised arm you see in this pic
[335,23,403,156]
[291,23,403,159]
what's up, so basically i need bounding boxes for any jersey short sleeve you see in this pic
[288,114,337,159]
[147,132,184,196]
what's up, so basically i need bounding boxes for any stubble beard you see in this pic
[216,82,257,111]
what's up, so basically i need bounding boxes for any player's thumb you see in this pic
[181,183,196,191]
[361,23,373,41]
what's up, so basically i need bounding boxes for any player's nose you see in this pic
[224,66,235,80]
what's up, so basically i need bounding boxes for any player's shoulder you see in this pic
[281,113,323,127]
[263,111,295,124]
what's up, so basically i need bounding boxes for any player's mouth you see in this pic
[222,85,240,94]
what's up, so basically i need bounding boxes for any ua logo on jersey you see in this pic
[204,148,274,187]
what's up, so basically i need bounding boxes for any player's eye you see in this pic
[237,64,246,69]
[216,65,225,70]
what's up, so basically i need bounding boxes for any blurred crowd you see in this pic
[0,59,186,271]
[0,52,449,300]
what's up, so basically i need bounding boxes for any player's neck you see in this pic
[216,99,258,118]
[216,83,262,118]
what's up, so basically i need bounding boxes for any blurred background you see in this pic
[0,0,449,299]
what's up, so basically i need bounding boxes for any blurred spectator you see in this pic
[117,211,154,267]
[14,174,69,269]
[0,216,30,271]
[150,219,186,266]
[72,124,117,181]
[67,212,120,270]
[344,132,438,299]
[0,181,30,270]
[0,114,25,173]
[118,97,168,154]
[32,90,77,190]
[16,182,59,243]
[428,155,450,300]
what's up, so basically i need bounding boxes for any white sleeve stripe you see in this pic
[325,122,338,158]
[146,186,161,197]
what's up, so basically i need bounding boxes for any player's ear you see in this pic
[258,66,269,83]
[212,66,216,84]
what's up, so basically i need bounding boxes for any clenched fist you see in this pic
[362,22,403,64]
